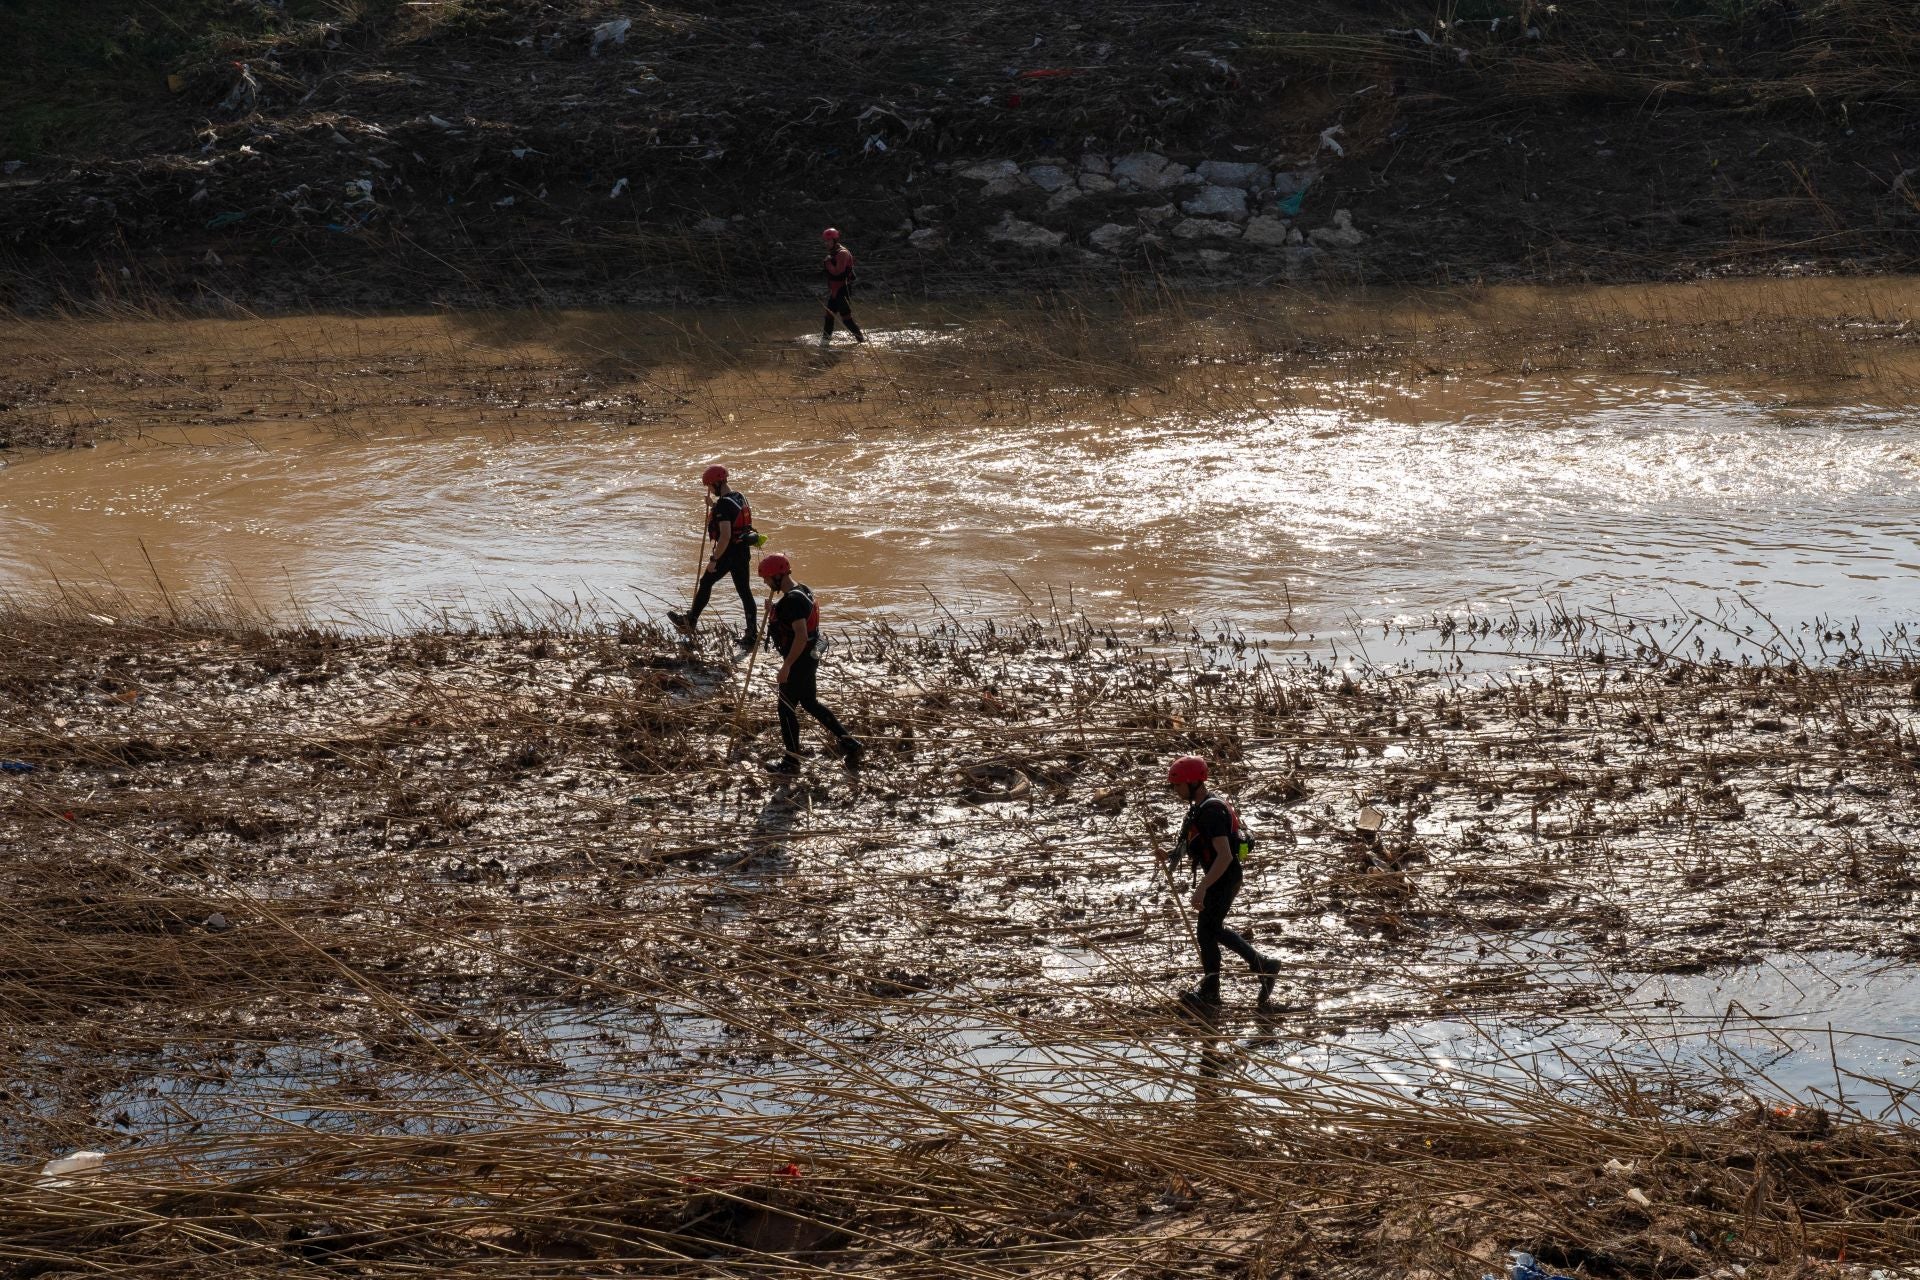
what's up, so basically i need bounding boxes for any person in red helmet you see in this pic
[668,464,758,648]
[1165,755,1280,1009]
[758,552,863,773]
[819,228,865,345]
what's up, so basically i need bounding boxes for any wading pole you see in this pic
[1142,813,1195,938]
[730,586,773,743]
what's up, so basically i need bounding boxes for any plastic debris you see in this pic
[0,761,34,774]
[1318,125,1346,158]
[1602,1157,1635,1175]
[494,195,515,207]
[204,913,232,933]
[1,161,22,175]
[40,1151,106,1184]
[609,177,630,199]
[1625,1186,1652,1208]
[206,211,248,230]
[428,114,455,129]
[1356,806,1385,832]
[1485,1253,1577,1280]
[591,17,632,55]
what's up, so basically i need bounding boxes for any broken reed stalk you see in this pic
[4,600,1920,1273]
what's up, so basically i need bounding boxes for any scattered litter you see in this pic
[591,17,633,55]
[428,114,455,129]
[203,912,232,933]
[494,195,515,207]
[218,62,260,114]
[1602,1157,1635,1176]
[206,211,248,230]
[39,1151,106,1185]
[1487,1253,1577,1280]
[0,761,34,774]
[610,177,630,199]
[166,73,186,94]
[1356,805,1385,832]
[864,134,888,154]
[1625,1186,1652,1208]
[1318,125,1346,158]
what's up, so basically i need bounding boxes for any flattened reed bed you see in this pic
[5,602,1920,1274]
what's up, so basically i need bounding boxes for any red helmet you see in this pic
[757,552,791,581]
[1167,755,1209,786]
[701,464,728,486]
[821,227,840,243]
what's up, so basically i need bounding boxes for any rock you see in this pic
[1309,208,1365,248]
[1044,187,1082,213]
[1272,168,1315,197]
[1024,164,1072,193]
[1197,249,1233,267]
[986,213,1064,249]
[1242,214,1292,246]
[1172,217,1241,240]
[1078,172,1117,195]
[981,176,1028,198]
[1088,222,1141,252]
[913,204,942,221]
[1112,152,1190,191]
[960,159,1020,182]
[693,216,729,234]
[1139,203,1177,227]
[1197,160,1270,189]
[908,227,945,250]
[1080,153,1111,176]
[1287,226,1305,245]
[1180,184,1249,220]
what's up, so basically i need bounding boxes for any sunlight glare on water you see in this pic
[3,353,1919,645]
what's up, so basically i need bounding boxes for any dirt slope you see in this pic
[2,0,1917,310]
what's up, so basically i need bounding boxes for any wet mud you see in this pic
[6,606,1920,1275]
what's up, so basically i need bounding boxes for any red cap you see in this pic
[701,464,728,486]
[1167,755,1208,786]
[821,227,840,243]
[757,552,791,581]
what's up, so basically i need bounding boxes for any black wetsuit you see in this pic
[1175,796,1267,980]
[769,584,851,754]
[686,491,756,634]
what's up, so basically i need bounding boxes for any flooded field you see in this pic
[6,279,1920,1275]
[4,278,1920,651]
[7,604,1920,1274]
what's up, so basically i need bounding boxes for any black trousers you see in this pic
[688,547,755,633]
[778,652,849,755]
[1196,860,1265,977]
[822,290,863,340]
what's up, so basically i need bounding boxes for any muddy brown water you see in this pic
[4,280,1920,650]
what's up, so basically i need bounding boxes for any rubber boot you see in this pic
[738,631,757,651]
[767,754,802,776]
[837,735,866,768]
[1178,975,1222,1011]
[666,610,693,634]
[849,319,866,344]
[1256,957,1281,1007]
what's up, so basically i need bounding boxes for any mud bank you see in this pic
[5,606,1920,1274]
